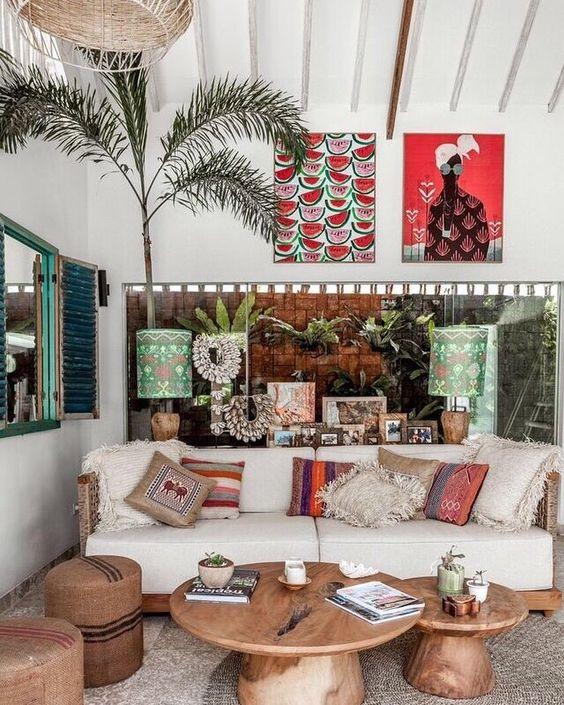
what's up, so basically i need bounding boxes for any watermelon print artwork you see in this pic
[274,133,375,263]
[403,133,504,263]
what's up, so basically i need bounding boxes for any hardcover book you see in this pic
[184,569,260,604]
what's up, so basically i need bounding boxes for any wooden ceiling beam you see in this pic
[548,64,564,113]
[450,0,483,111]
[248,0,258,80]
[350,0,371,112]
[301,0,314,111]
[399,0,426,113]
[193,0,207,85]
[499,0,540,112]
[386,0,415,139]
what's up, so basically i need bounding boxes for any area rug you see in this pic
[201,616,563,705]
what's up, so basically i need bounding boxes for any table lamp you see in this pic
[428,325,488,444]
[136,329,192,441]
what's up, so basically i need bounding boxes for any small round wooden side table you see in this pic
[402,577,528,699]
[171,562,423,705]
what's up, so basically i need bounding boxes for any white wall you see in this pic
[86,104,564,523]
[0,144,91,597]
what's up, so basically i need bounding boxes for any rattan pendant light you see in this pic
[6,0,194,72]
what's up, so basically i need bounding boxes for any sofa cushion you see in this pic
[378,447,441,519]
[315,517,553,591]
[178,447,315,513]
[316,444,465,464]
[86,512,319,594]
[424,462,489,526]
[287,458,353,517]
[181,457,245,519]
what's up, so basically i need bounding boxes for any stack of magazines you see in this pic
[184,569,260,604]
[327,581,423,624]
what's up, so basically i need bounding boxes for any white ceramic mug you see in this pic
[284,558,307,585]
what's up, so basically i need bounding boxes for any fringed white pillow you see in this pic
[463,434,561,533]
[316,461,426,529]
[82,439,194,531]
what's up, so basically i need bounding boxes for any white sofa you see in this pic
[81,444,559,611]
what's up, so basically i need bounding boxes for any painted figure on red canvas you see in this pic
[403,134,504,262]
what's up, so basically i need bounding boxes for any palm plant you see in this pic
[0,50,307,327]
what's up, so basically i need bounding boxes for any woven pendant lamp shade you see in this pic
[6,0,194,72]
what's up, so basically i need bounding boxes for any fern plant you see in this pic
[328,369,390,397]
[176,293,272,346]
[262,315,348,356]
[0,51,307,327]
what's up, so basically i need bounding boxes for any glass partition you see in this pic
[125,282,559,447]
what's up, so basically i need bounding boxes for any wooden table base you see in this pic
[237,652,365,705]
[405,633,495,699]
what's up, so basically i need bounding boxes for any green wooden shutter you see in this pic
[0,222,6,428]
[57,256,99,419]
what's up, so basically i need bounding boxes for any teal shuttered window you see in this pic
[57,256,99,419]
[0,224,6,429]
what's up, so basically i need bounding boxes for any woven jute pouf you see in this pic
[45,555,143,688]
[0,616,83,705]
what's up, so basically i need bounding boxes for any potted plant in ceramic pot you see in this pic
[198,553,235,589]
[437,545,465,596]
[467,570,489,603]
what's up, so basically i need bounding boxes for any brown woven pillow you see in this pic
[378,448,440,519]
[125,451,216,527]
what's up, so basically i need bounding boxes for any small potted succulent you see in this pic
[437,545,465,596]
[467,570,489,603]
[198,552,234,589]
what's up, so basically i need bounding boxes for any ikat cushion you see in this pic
[181,457,245,519]
[125,451,216,528]
[287,458,353,517]
[424,462,489,526]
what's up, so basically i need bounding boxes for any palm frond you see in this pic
[159,76,307,173]
[0,50,131,181]
[102,68,148,185]
[155,147,278,241]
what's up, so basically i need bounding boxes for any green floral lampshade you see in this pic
[136,329,192,399]
[428,326,488,398]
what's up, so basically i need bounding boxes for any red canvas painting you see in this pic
[403,133,504,262]
[274,133,376,263]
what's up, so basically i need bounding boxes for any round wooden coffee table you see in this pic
[170,561,423,705]
[402,577,528,699]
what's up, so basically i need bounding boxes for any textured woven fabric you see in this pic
[424,462,489,525]
[125,452,216,528]
[378,447,440,518]
[287,458,353,517]
[82,439,193,531]
[317,465,426,528]
[181,457,245,519]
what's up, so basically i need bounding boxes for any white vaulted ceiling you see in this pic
[150,0,564,113]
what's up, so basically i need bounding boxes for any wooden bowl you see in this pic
[277,575,312,591]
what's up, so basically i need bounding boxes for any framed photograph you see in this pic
[298,423,325,447]
[267,425,302,448]
[405,420,438,445]
[317,429,343,447]
[403,133,504,263]
[267,382,315,424]
[364,432,380,445]
[380,413,408,445]
[337,424,365,446]
[322,396,387,431]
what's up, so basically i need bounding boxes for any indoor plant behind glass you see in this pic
[436,545,465,596]
[198,552,235,589]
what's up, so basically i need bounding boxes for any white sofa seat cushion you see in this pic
[181,447,314,513]
[86,512,319,594]
[316,517,553,591]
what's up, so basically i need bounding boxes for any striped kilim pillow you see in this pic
[424,462,489,526]
[182,458,245,519]
[287,458,353,517]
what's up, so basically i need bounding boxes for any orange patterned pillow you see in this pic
[287,458,353,517]
[424,462,489,526]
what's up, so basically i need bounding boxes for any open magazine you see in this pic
[336,581,423,617]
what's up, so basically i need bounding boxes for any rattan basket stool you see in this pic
[45,555,143,688]
[0,616,83,705]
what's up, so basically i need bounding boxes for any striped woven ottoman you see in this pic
[45,555,143,688]
[0,617,83,705]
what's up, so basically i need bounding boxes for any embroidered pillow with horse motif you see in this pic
[125,451,216,527]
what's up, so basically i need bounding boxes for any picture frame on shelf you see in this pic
[298,423,325,447]
[267,382,316,424]
[337,424,365,446]
[364,432,380,445]
[379,413,408,445]
[322,396,387,430]
[316,428,343,447]
[267,425,302,448]
[405,420,438,445]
